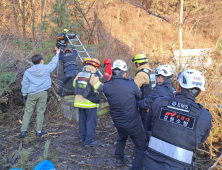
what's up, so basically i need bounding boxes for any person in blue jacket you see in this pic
[137,65,175,130]
[137,65,175,110]
[104,59,146,170]
[143,69,212,170]
[57,48,78,97]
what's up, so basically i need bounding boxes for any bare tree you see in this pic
[72,0,98,44]
[30,0,35,50]
[179,0,184,59]
[13,0,21,40]
[16,0,26,43]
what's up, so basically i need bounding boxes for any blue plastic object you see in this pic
[34,160,56,170]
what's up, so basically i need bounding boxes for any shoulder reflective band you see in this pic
[148,136,193,164]
[93,81,101,90]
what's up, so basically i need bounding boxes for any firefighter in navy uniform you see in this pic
[132,54,154,128]
[137,65,175,111]
[104,60,146,170]
[73,58,103,147]
[143,69,212,170]
[57,48,78,97]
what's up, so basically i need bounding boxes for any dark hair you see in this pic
[112,68,125,76]
[32,54,43,65]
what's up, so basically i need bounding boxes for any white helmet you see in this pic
[177,69,205,91]
[112,59,128,71]
[155,65,174,77]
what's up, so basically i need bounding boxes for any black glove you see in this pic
[23,96,27,102]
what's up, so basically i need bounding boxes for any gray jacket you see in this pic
[21,54,59,96]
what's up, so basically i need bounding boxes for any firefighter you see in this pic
[57,48,78,98]
[132,54,154,128]
[137,65,175,131]
[101,58,112,83]
[81,57,90,71]
[143,69,212,170]
[56,29,76,51]
[73,58,103,147]
[137,65,175,110]
[104,59,146,170]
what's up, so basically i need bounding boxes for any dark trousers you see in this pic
[139,110,148,129]
[115,125,147,170]
[78,108,97,145]
[58,70,77,96]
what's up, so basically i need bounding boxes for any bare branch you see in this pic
[127,0,171,23]
[0,27,12,62]
[73,1,92,31]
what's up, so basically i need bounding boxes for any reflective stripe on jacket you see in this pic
[73,65,102,108]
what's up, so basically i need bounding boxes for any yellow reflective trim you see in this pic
[93,81,101,90]
[74,101,99,108]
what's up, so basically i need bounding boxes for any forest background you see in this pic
[0,0,222,169]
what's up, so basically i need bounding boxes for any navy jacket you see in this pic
[104,75,142,129]
[137,80,174,110]
[59,49,78,73]
[144,92,212,170]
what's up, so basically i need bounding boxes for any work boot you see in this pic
[36,131,46,137]
[116,159,123,167]
[18,131,26,138]
[84,141,99,147]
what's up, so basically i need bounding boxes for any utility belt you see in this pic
[148,136,193,164]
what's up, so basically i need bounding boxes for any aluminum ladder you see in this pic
[64,33,103,78]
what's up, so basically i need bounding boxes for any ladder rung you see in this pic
[74,45,83,47]
[77,51,87,53]
[70,39,79,41]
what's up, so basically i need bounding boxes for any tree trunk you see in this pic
[13,0,21,39]
[31,0,35,50]
[17,0,26,43]
[2,0,6,26]
[179,0,184,60]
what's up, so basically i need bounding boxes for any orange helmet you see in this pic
[88,58,100,68]
[83,57,90,65]
[64,49,72,54]
[103,58,112,67]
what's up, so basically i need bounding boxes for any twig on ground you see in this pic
[43,130,67,137]
[2,142,22,168]
[109,130,117,136]
[70,154,86,158]
[208,151,222,170]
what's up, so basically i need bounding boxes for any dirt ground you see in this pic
[0,95,218,170]
[0,110,136,170]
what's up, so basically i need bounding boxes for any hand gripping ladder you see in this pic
[64,33,103,78]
